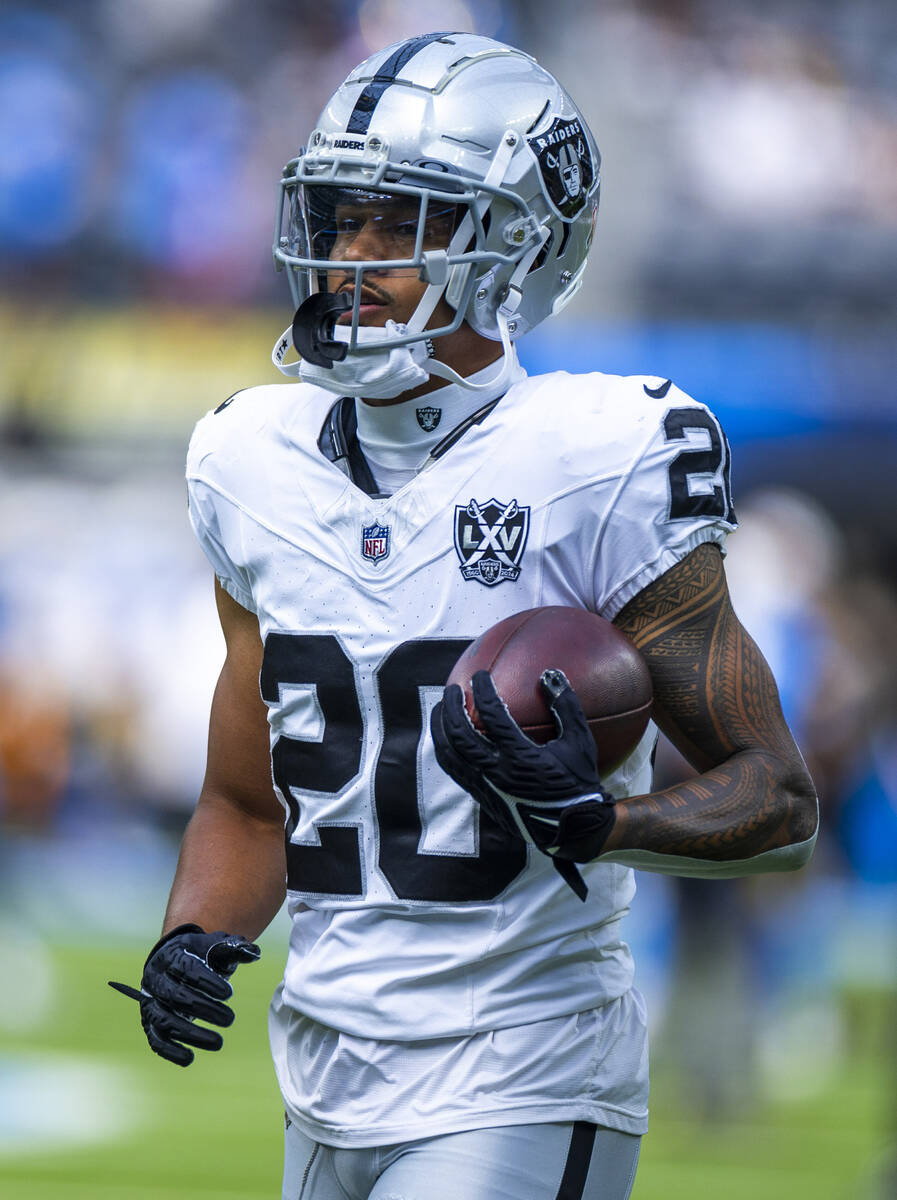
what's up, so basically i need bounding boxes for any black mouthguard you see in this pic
[291,292,353,368]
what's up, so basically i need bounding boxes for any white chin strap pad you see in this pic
[272,321,432,400]
[272,314,517,399]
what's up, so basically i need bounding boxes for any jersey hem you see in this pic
[284,1100,649,1149]
[215,572,255,612]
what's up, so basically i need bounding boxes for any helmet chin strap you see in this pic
[425,311,515,392]
[422,221,547,394]
[272,312,516,398]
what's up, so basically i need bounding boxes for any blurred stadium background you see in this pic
[1,0,896,1197]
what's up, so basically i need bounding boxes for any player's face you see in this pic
[326,195,458,328]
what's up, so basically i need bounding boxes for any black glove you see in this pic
[109,923,260,1066]
[431,668,617,900]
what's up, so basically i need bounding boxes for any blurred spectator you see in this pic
[724,489,897,881]
[0,8,101,256]
[0,0,893,314]
[115,71,261,300]
[0,671,70,830]
[0,459,224,831]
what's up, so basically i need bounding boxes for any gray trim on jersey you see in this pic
[603,829,817,877]
[282,1119,641,1200]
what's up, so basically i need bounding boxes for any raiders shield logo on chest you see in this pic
[453,497,530,586]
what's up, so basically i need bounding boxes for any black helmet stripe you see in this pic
[346,31,455,134]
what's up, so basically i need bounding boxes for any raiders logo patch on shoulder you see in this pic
[454,497,530,586]
[528,116,595,219]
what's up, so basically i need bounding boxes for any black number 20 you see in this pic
[260,634,526,904]
[664,407,736,524]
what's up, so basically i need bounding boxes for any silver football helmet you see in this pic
[273,31,600,395]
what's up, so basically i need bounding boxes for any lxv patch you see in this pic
[454,497,529,586]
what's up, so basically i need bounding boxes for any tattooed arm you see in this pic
[601,541,818,875]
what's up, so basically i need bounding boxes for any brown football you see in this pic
[446,606,653,773]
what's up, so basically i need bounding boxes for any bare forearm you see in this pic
[163,792,287,940]
[609,542,819,876]
[600,747,817,872]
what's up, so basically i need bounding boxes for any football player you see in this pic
[111,32,818,1200]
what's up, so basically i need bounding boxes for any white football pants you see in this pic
[282,1119,641,1200]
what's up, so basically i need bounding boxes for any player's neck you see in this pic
[354,347,523,481]
[361,327,504,408]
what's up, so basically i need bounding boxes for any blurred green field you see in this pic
[0,941,891,1200]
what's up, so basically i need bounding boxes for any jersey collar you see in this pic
[317,350,526,496]
[353,348,525,471]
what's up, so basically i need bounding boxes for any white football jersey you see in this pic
[186,366,735,1143]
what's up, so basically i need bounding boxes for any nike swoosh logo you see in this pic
[643,379,671,398]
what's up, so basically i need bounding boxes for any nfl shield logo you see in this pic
[453,497,530,586]
[362,522,390,563]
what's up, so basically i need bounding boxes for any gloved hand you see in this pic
[109,923,260,1066]
[431,668,617,899]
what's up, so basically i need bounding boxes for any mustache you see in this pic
[336,280,391,305]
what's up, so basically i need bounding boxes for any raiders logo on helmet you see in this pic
[528,116,594,219]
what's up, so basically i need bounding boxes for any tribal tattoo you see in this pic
[607,542,817,861]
